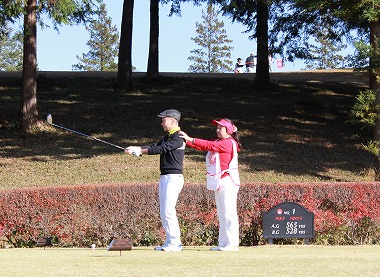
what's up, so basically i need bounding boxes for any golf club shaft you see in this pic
[51,123,125,150]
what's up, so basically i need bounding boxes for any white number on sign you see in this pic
[286,222,298,234]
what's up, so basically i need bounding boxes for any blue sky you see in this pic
[35,0,307,72]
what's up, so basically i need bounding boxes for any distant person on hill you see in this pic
[268,55,273,72]
[234,58,245,73]
[179,118,241,251]
[245,52,256,73]
[125,109,185,252]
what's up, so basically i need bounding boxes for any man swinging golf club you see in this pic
[125,109,185,252]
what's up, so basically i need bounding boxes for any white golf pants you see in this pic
[246,67,255,73]
[159,174,184,246]
[214,177,240,247]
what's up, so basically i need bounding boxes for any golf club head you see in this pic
[47,114,52,125]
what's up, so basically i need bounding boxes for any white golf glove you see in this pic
[126,146,142,156]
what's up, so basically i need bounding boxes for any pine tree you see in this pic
[0,25,23,71]
[73,3,119,71]
[188,4,233,73]
[304,25,346,70]
[1,0,98,131]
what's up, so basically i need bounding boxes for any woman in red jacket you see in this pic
[180,118,241,251]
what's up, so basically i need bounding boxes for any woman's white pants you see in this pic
[214,177,240,247]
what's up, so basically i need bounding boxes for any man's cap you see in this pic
[157,109,181,121]
[250,52,255,56]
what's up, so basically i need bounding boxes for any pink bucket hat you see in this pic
[212,119,237,135]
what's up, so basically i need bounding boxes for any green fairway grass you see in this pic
[0,245,379,276]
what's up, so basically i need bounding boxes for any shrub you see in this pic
[0,182,379,247]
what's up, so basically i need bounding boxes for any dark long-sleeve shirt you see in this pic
[142,129,185,175]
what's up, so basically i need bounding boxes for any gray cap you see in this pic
[157,109,181,121]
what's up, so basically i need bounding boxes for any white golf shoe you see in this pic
[161,243,183,252]
[219,246,239,251]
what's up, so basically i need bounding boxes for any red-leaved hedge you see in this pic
[0,182,379,247]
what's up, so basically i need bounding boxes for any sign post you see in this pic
[262,202,314,244]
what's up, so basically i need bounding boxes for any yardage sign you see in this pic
[262,202,314,244]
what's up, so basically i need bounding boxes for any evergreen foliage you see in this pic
[351,89,380,128]
[188,4,233,73]
[0,24,23,71]
[72,3,119,71]
[347,40,371,70]
[304,24,347,70]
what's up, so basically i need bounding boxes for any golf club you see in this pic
[46,114,125,150]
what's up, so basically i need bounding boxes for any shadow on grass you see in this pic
[0,74,374,181]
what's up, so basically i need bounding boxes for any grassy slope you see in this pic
[0,71,375,190]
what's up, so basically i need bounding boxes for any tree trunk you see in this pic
[370,21,380,179]
[254,0,270,89]
[19,0,39,132]
[146,0,159,82]
[117,0,134,90]
[370,22,380,91]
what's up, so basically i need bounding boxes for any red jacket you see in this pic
[186,137,239,172]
